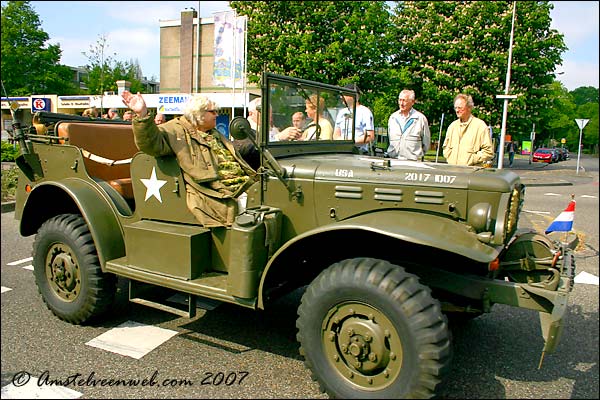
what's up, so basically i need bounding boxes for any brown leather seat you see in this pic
[57,122,139,199]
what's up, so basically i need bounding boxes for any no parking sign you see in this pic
[31,97,51,112]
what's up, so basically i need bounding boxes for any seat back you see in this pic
[56,122,138,199]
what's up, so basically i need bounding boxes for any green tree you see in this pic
[1,1,77,95]
[537,82,576,147]
[390,1,567,144]
[574,102,599,153]
[571,86,599,106]
[82,35,144,95]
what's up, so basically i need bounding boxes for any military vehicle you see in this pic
[9,73,576,398]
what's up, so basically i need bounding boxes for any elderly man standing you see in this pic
[443,94,494,167]
[387,89,430,161]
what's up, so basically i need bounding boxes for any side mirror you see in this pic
[229,116,252,140]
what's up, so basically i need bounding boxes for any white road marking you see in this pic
[85,320,178,359]
[580,195,597,199]
[22,265,34,271]
[7,257,33,266]
[1,377,82,399]
[1,286,12,294]
[522,209,550,215]
[543,193,561,196]
[574,271,599,286]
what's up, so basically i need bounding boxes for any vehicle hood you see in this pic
[279,154,520,192]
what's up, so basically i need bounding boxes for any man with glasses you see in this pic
[386,89,430,161]
[121,91,257,227]
[442,94,494,166]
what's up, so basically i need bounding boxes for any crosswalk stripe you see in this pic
[7,257,33,266]
[85,320,178,359]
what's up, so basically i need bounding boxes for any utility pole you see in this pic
[496,1,518,169]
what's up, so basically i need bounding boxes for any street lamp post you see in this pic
[496,1,518,170]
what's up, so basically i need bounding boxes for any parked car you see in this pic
[532,147,558,163]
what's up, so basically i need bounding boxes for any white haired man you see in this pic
[121,91,257,227]
[387,89,431,161]
[442,93,494,166]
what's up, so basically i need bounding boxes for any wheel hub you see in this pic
[339,318,387,373]
[46,244,80,301]
[323,302,402,391]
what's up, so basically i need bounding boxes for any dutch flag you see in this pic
[545,200,576,234]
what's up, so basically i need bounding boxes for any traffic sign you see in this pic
[561,138,566,144]
[574,119,589,174]
[575,119,589,130]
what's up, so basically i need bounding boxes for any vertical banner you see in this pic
[213,11,246,88]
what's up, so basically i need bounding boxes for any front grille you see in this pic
[506,184,524,239]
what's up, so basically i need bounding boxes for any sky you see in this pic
[13,1,600,91]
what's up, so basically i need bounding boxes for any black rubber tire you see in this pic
[297,258,451,399]
[33,214,116,324]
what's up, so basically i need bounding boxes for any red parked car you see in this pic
[532,147,558,163]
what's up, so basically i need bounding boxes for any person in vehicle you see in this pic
[302,94,333,141]
[292,111,306,130]
[333,83,375,153]
[246,97,301,141]
[121,90,257,227]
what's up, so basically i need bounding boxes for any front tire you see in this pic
[33,214,116,324]
[297,258,451,399]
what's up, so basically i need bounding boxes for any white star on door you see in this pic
[140,167,167,203]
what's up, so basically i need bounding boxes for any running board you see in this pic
[129,280,202,318]
[130,296,196,318]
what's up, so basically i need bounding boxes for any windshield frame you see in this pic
[259,72,358,159]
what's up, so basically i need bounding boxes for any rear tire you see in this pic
[33,214,116,324]
[297,258,451,398]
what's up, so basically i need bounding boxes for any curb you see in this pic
[521,181,573,187]
[1,201,15,213]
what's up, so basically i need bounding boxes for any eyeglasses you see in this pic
[454,106,466,111]
[206,110,218,114]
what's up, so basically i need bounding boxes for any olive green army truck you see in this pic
[9,73,576,398]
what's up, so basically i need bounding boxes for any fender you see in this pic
[19,178,126,269]
[258,210,500,308]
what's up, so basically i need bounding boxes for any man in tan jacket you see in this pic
[121,91,257,227]
[442,94,494,166]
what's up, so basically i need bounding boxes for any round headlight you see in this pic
[468,202,493,233]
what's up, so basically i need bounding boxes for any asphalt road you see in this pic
[1,155,598,399]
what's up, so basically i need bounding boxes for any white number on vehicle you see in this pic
[404,173,456,184]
